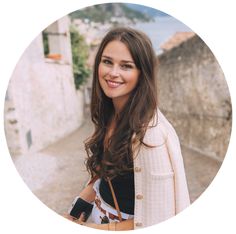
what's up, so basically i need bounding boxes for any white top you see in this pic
[92,178,134,220]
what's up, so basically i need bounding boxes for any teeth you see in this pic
[110,81,120,84]
[107,80,123,88]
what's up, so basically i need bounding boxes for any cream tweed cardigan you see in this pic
[132,109,190,229]
[86,109,190,229]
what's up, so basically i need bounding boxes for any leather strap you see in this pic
[107,178,122,222]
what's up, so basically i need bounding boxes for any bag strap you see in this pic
[107,178,122,222]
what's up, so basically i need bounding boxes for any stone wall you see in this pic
[157,35,232,162]
[4,16,85,157]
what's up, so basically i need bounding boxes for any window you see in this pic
[42,19,72,64]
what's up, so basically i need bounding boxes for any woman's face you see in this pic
[98,40,140,108]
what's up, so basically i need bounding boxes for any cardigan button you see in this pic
[135,222,143,227]
[136,194,143,200]
[134,167,141,172]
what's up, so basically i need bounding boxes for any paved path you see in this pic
[13,115,222,215]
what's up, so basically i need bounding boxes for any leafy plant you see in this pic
[70,26,91,89]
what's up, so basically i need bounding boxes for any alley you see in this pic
[13,114,221,216]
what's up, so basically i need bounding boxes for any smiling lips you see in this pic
[106,80,124,88]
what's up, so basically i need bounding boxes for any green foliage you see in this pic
[70,26,91,89]
[121,4,151,22]
[69,3,152,23]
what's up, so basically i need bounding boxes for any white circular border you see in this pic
[0,0,235,233]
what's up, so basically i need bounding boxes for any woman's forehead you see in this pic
[102,40,134,62]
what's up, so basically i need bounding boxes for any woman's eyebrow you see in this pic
[101,55,135,64]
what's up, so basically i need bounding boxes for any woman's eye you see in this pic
[102,59,112,65]
[121,64,133,69]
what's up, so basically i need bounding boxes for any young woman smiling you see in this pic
[66,27,190,230]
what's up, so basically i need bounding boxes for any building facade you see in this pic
[4,16,84,157]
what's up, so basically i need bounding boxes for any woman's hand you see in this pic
[63,212,86,224]
[64,213,134,230]
[64,213,109,230]
[84,219,134,230]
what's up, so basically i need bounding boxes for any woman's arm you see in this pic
[64,180,96,220]
[78,182,96,203]
[166,126,190,212]
[82,218,134,231]
[65,211,134,230]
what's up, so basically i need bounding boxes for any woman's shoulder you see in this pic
[143,108,178,146]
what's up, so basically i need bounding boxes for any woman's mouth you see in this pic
[106,80,124,88]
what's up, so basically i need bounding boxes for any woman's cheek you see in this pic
[98,64,106,80]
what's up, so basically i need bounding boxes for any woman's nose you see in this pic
[109,66,120,77]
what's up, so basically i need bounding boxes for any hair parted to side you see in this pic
[85,27,158,179]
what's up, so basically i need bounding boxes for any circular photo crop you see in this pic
[4,2,232,230]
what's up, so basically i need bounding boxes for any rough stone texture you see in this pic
[182,146,221,203]
[4,16,85,157]
[157,35,232,162]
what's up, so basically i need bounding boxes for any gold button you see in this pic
[134,167,141,172]
[135,222,143,227]
[136,194,143,199]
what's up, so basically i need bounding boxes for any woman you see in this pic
[66,27,190,230]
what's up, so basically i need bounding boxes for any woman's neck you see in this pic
[112,96,129,115]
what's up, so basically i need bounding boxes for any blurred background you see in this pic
[4,3,232,216]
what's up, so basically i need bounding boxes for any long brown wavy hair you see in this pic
[85,27,158,179]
